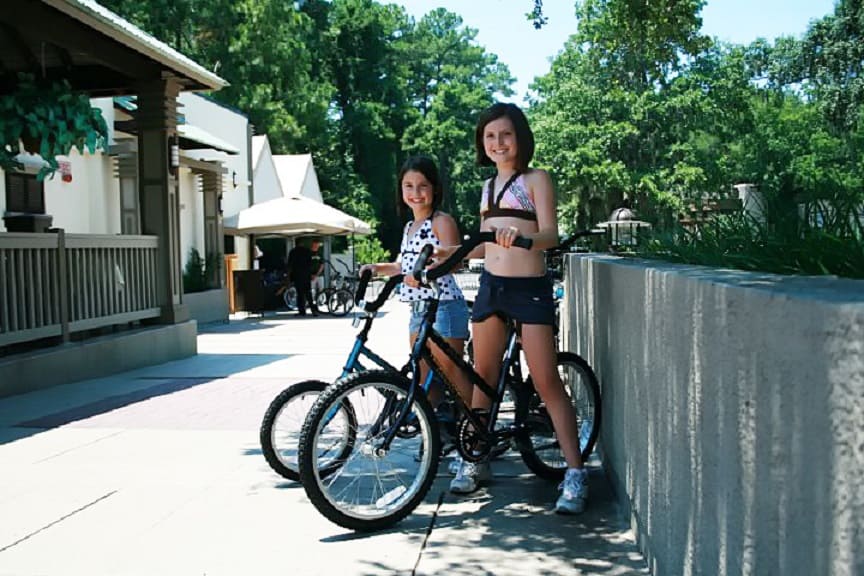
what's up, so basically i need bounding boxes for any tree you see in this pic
[400,9,513,232]
[798,0,864,132]
[531,0,720,226]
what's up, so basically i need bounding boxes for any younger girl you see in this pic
[361,156,473,411]
[449,102,589,514]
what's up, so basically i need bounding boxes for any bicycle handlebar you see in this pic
[354,269,372,305]
[411,231,533,283]
[354,272,402,313]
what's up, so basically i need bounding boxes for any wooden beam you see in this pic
[0,3,162,85]
[0,22,40,72]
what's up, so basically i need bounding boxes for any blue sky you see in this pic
[395,0,838,102]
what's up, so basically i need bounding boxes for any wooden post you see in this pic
[136,76,188,324]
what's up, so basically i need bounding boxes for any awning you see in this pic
[178,124,239,155]
[223,196,371,237]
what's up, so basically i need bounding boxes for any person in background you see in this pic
[287,238,320,317]
[310,239,325,303]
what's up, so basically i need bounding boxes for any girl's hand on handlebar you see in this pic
[492,225,523,249]
[359,263,377,276]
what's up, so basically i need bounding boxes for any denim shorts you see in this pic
[471,271,555,326]
[408,298,470,339]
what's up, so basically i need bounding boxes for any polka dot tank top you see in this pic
[399,216,464,302]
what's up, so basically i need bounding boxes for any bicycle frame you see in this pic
[372,234,530,450]
[339,308,402,378]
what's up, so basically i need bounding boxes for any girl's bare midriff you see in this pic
[482,215,546,277]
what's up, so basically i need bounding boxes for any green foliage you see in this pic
[526,0,548,29]
[0,74,108,179]
[797,0,864,131]
[353,235,391,265]
[639,210,864,279]
[531,0,863,278]
[102,0,512,254]
[102,0,863,279]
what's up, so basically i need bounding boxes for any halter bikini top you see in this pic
[480,172,537,221]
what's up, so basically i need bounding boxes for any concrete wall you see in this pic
[562,254,864,576]
[184,288,229,325]
[0,321,197,399]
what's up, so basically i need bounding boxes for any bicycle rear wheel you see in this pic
[516,351,601,481]
[260,380,356,481]
[298,370,440,532]
[327,288,353,317]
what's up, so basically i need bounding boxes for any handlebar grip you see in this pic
[363,274,403,312]
[412,244,435,282]
[512,236,533,250]
[478,230,532,250]
[354,268,372,305]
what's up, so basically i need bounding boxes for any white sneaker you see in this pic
[555,468,589,514]
[448,456,461,475]
[449,460,490,494]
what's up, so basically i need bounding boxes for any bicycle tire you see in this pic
[327,288,353,317]
[259,380,357,481]
[515,351,601,481]
[315,290,331,313]
[283,285,298,310]
[298,370,440,532]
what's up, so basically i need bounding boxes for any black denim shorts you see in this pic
[471,271,555,326]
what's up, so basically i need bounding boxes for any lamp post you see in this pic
[597,206,652,249]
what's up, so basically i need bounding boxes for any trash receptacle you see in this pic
[233,269,266,313]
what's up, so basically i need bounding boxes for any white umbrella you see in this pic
[223,196,371,236]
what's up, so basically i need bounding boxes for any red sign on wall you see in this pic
[59,160,72,183]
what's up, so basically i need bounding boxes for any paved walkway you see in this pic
[0,300,647,576]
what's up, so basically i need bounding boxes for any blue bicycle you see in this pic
[259,272,403,481]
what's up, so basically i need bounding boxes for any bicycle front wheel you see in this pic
[298,370,440,532]
[259,380,356,481]
[516,351,601,481]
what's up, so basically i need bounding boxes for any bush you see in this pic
[183,247,209,293]
[638,200,864,279]
[353,235,391,265]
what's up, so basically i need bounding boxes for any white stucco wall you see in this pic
[178,167,205,269]
[1,97,119,234]
[562,255,864,576]
[178,93,250,221]
[0,151,119,234]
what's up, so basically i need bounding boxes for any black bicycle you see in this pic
[297,231,601,531]
[315,260,359,317]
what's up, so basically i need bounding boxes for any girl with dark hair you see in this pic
[446,102,589,514]
[360,156,472,413]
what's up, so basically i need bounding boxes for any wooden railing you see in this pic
[0,231,161,347]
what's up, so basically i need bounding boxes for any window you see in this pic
[5,172,45,214]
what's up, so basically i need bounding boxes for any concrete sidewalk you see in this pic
[0,300,647,576]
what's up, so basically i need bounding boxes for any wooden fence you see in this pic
[0,231,161,347]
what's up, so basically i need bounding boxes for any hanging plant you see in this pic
[0,73,108,179]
